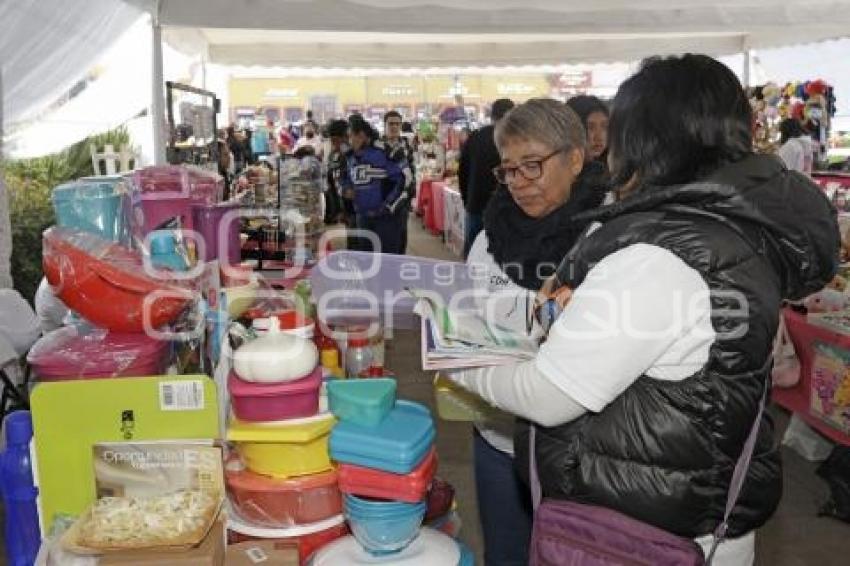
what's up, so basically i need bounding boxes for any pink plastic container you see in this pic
[27,326,170,381]
[228,367,323,422]
[125,166,223,237]
[191,202,241,265]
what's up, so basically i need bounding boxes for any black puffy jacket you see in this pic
[515,154,840,538]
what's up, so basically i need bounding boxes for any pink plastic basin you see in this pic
[228,367,322,422]
[28,326,170,381]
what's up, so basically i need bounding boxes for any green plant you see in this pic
[3,127,132,303]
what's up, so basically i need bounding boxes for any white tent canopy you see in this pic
[136,0,850,67]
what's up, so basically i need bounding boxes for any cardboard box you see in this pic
[225,541,299,565]
[99,517,225,565]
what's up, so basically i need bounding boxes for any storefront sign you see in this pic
[496,83,536,95]
[264,88,300,99]
[381,85,416,97]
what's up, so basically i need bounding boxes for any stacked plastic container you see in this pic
[318,380,469,563]
[225,317,347,562]
[32,172,189,381]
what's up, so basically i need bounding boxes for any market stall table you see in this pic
[427,180,447,236]
[443,185,465,257]
[773,308,850,446]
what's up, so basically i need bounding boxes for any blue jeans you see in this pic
[474,428,533,565]
[463,211,484,259]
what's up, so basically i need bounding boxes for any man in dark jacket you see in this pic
[383,110,416,254]
[459,98,514,258]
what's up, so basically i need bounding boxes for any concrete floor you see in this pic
[398,215,849,566]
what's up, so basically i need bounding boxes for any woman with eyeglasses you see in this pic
[451,55,839,564]
[464,97,606,565]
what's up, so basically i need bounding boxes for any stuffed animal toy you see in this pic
[763,82,782,107]
[804,287,849,312]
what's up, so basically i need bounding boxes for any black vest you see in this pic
[515,155,839,538]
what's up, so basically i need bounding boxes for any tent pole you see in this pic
[0,67,13,289]
[741,34,751,88]
[151,0,166,165]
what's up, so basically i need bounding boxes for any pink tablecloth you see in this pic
[428,181,446,235]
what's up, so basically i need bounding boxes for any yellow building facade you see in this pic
[229,73,558,125]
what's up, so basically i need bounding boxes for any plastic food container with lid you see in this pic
[227,503,348,564]
[27,325,170,381]
[228,413,336,479]
[229,367,322,422]
[42,227,193,332]
[330,400,435,474]
[125,165,223,238]
[327,378,396,427]
[309,527,461,565]
[191,202,241,265]
[225,459,342,527]
[337,447,437,503]
[52,178,131,244]
[343,494,427,555]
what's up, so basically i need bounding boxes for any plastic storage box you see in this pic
[52,178,131,244]
[310,251,477,329]
[42,227,193,332]
[228,414,336,479]
[191,202,241,265]
[229,367,322,422]
[225,461,341,527]
[337,447,437,503]
[27,326,170,381]
[327,378,396,427]
[330,400,435,474]
[125,166,222,238]
[343,494,427,555]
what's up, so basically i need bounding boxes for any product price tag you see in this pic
[159,380,205,411]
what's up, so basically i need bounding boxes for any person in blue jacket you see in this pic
[345,117,407,254]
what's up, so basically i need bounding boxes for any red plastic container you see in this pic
[42,227,193,332]
[228,520,349,565]
[27,326,170,381]
[228,367,322,422]
[337,447,438,503]
[226,463,342,527]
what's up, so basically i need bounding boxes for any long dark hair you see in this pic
[608,54,752,188]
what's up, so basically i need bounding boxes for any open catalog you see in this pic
[409,289,539,370]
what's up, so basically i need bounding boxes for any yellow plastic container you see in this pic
[228,414,336,479]
[433,374,503,422]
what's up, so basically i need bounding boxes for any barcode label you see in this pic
[246,547,268,563]
[159,381,204,411]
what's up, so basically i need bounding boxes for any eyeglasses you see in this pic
[492,149,563,185]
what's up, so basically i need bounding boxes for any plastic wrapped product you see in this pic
[42,227,194,332]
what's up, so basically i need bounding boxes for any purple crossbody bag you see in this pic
[528,385,768,566]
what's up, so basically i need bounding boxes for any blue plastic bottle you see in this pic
[0,411,41,566]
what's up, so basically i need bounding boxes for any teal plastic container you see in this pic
[51,179,130,244]
[327,378,396,427]
[343,494,426,555]
[330,400,435,474]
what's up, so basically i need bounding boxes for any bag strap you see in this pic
[528,381,769,560]
[705,382,769,563]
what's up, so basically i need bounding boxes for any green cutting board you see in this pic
[30,375,220,531]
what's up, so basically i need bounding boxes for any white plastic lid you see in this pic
[309,528,460,565]
[226,500,344,538]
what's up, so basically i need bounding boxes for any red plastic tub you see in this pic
[228,367,322,422]
[337,447,438,503]
[28,326,170,381]
[226,462,342,527]
[227,517,349,565]
[42,227,193,332]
